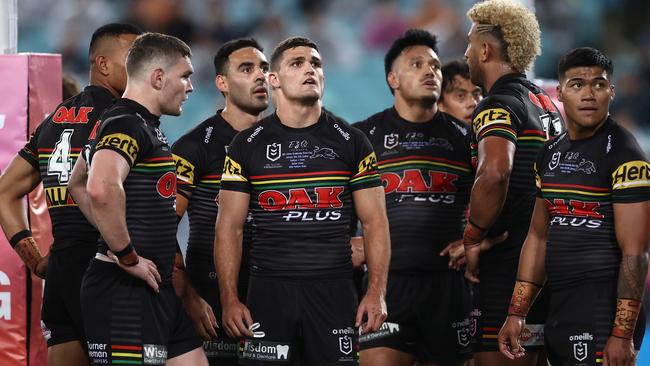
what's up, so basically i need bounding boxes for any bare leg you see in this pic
[48,340,89,366]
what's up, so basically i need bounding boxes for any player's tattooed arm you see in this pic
[611,201,650,339]
[0,155,47,278]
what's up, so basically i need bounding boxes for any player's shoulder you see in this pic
[439,112,471,138]
[352,107,392,135]
[605,118,645,157]
[174,115,219,147]
[322,111,366,144]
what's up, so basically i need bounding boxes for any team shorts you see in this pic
[359,271,474,363]
[192,279,240,365]
[545,279,645,366]
[240,275,358,366]
[80,258,202,365]
[41,244,96,347]
[473,272,548,352]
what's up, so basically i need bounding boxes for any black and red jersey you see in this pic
[470,73,564,272]
[536,117,650,289]
[19,86,114,251]
[172,110,252,284]
[88,98,177,282]
[354,108,474,272]
[220,111,381,278]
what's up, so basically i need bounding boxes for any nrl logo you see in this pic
[266,142,281,161]
[338,335,353,355]
[549,151,561,171]
[457,328,470,347]
[573,341,587,361]
[384,133,399,149]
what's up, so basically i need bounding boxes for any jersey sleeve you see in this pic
[92,115,147,167]
[534,150,544,198]
[348,128,381,191]
[18,124,43,170]
[609,131,650,203]
[220,132,251,194]
[471,97,521,144]
[172,135,205,198]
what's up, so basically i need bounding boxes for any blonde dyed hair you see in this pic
[467,0,541,73]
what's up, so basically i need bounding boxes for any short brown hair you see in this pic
[467,0,540,73]
[126,32,192,78]
[270,36,318,71]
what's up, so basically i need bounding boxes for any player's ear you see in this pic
[556,84,563,102]
[269,72,280,89]
[387,71,399,91]
[216,75,228,94]
[94,55,109,76]
[151,68,164,90]
[609,84,615,101]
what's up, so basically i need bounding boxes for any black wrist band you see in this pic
[114,243,135,258]
[467,217,486,232]
[10,230,33,248]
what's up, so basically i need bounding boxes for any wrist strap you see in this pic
[507,279,542,317]
[115,243,139,267]
[611,298,641,340]
[10,230,33,248]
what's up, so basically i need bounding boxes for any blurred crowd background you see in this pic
[16,0,650,147]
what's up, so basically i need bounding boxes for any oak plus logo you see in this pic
[266,143,282,161]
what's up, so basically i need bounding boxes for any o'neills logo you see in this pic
[96,133,139,164]
[240,340,290,361]
[612,160,650,190]
[569,332,593,341]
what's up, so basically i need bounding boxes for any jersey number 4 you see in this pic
[47,129,74,184]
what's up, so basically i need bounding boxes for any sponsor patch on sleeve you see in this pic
[534,162,542,189]
[95,133,139,164]
[472,108,512,134]
[612,160,650,190]
[357,152,378,174]
[222,156,247,182]
[172,154,195,184]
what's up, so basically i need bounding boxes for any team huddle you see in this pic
[0,0,648,365]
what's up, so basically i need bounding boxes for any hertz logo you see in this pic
[96,133,139,164]
[222,156,247,182]
[173,154,195,184]
[534,162,541,189]
[612,160,650,190]
[358,152,378,174]
[472,108,512,134]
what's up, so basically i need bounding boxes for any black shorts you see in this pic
[240,275,358,366]
[80,259,202,365]
[545,279,645,366]
[474,272,548,352]
[359,271,474,363]
[41,244,95,347]
[192,279,240,365]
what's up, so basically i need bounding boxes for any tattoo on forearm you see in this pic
[612,299,641,340]
[14,237,42,272]
[618,254,649,301]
